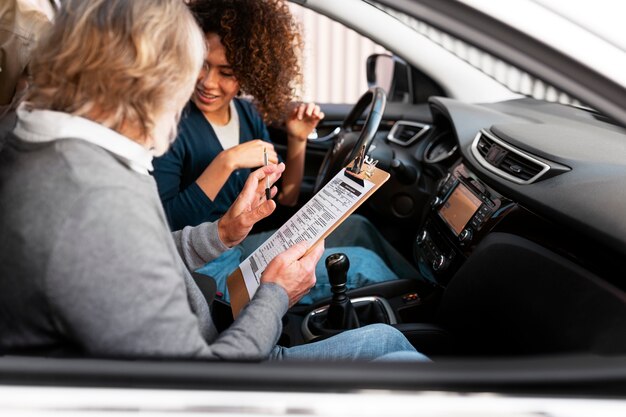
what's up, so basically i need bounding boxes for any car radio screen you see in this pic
[438,183,483,235]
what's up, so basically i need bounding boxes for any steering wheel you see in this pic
[313,87,387,193]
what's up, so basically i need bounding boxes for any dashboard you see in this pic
[367,95,626,299]
[362,96,626,355]
[290,94,626,356]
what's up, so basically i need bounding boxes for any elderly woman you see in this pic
[0,0,426,362]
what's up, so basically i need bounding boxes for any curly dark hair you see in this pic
[189,0,303,123]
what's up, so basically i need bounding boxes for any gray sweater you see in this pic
[0,134,289,359]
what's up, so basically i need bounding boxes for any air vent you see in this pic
[471,130,550,184]
[396,127,419,142]
[387,121,431,146]
[475,134,494,158]
[499,152,543,181]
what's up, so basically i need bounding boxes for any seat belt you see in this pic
[191,272,217,306]
[191,272,234,332]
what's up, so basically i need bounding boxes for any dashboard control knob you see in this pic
[431,197,443,208]
[432,255,448,272]
[459,228,473,242]
[416,230,428,245]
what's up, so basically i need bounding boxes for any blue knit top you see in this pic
[153,99,271,230]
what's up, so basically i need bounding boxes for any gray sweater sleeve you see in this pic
[172,220,230,271]
[45,187,288,360]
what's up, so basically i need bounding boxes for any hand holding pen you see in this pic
[264,147,272,201]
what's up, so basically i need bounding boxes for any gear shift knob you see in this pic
[326,252,350,288]
[324,253,359,330]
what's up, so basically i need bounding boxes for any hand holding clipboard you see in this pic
[227,153,389,318]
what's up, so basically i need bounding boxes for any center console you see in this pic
[415,162,514,285]
[293,161,515,353]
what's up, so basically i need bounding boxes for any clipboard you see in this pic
[227,158,389,318]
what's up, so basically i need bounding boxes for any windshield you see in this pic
[369,1,584,107]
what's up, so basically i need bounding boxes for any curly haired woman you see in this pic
[153,0,320,230]
[153,0,424,304]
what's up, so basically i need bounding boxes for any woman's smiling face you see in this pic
[192,33,240,125]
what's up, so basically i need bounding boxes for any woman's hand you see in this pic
[222,140,278,171]
[196,141,277,201]
[285,102,325,142]
[218,163,285,247]
[276,102,323,206]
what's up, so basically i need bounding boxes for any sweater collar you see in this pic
[13,105,153,175]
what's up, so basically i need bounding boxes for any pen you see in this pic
[264,148,271,200]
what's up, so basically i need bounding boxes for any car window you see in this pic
[288,3,388,104]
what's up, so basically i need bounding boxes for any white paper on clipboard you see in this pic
[239,168,375,298]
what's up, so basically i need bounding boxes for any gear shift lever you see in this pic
[325,253,359,330]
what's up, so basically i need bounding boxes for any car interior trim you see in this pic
[387,120,432,146]
[470,129,551,184]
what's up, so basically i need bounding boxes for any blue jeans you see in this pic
[268,324,429,362]
[196,215,425,304]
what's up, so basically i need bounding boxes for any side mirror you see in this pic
[366,54,413,103]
